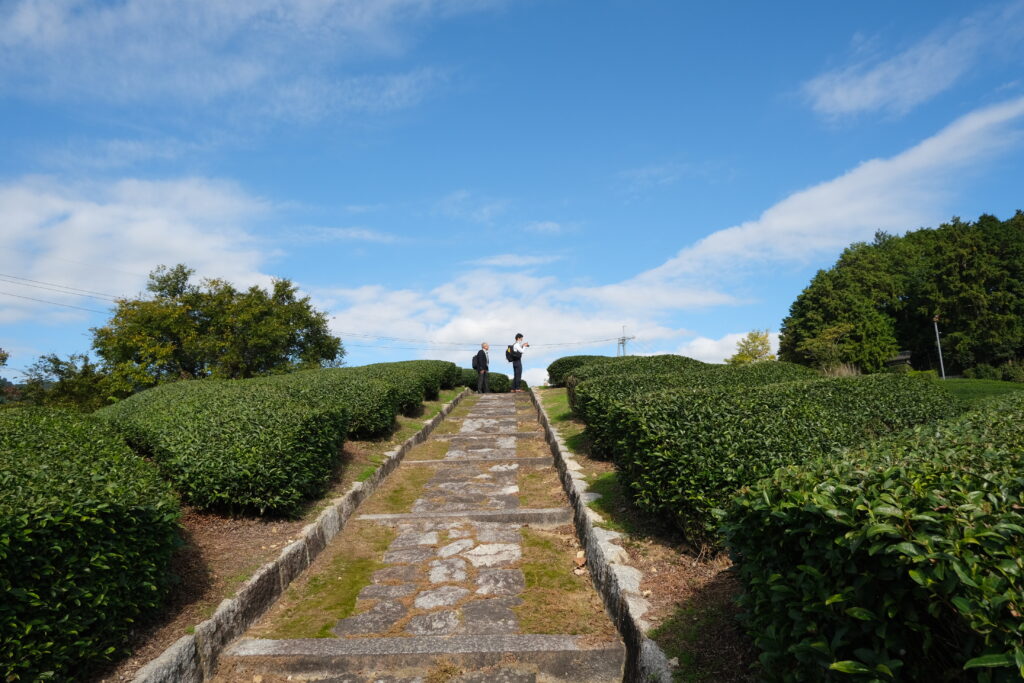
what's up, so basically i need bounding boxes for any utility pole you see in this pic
[616,325,636,357]
[933,315,946,380]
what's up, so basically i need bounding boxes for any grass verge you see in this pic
[514,526,617,640]
[942,378,1024,406]
[249,521,396,639]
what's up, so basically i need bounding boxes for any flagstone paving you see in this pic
[215,393,624,682]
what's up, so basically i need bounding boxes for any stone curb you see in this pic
[528,388,673,683]
[131,388,472,683]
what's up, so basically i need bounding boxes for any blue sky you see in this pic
[2,0,1024,386]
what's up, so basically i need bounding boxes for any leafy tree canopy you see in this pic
[0,347,8,367]
[727,330,776,365]
[92,264,343,394]
[779,212,1024,374]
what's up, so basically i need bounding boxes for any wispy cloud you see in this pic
[524,220,569,234]
[437,189,509,224]
[469,254,562,267]
[803,1,1024,117]
[676,331,779,364]
[290,226,399,244]
[637,96,1024,284]
[0,0,499,120]
[0,175,272,324]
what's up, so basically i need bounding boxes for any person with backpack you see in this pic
[472,342,490,393]
[506,333,529,392]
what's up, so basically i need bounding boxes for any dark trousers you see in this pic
[512,360,523,390]
[477,370,489,393]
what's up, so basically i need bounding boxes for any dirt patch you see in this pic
[517,465,565,509]
[359,461,436,515]
[90,508,311,682]
[515,525,617,642]
[249,520,397,639]
[404,439,451,461]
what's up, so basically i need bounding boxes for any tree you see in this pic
[779,213,1024,374]
[92,264,343,392]
[20,354,117,412]
[727,330,776,365]
[0,347,8,368]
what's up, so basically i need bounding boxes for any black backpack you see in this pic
[505,345,521,362]
[471,353,480,370]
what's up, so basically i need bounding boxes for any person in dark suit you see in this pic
[473,342,490,393]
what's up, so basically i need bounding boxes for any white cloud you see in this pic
[803,2,1024,116]
[0,0,499,118]
[636,97,1024,285]
[437,190,509,225]
[469,254,561,267]
[676,331,779,364]
[524,220,566,234]
[0,175,272,324]
[291,226,399,243]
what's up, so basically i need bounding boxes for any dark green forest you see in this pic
[779,211,1024,377]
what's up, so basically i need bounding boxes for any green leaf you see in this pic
[830,660,872,674]
[964,653,1014,669]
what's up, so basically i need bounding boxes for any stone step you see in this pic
[217,634,625,682]
[358,507,571,525]
[404,456,552,466]
[434,432,544,440]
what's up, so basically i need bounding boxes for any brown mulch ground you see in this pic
[90,507,310,682]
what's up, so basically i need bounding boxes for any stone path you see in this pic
[216,393,624,682]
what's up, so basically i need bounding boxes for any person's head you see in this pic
[482,342,489,350]
[515,333,524,341]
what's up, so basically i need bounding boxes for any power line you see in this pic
[0,273,122,302]
[335,330,622,349]
[0,290,110,314]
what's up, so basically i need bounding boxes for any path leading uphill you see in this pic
[214,392,625,682]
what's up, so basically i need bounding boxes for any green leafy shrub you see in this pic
[1,408,180,681]
[358,360,457,411]
[570,359,817,458]
[457,368,514,392]
[254,369,399,438]
[722,392,1024,681]
[965,364,1003,381]
[608,374,960,545]
[546,355,614,386]
[98,379,348,515]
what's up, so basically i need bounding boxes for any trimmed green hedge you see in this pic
[608,374,961,545]
[98,380,348,516]
[569,359,817,458]
[1,408,180,681]
[457,368,514,393]
[358,360,458,411]
[723,392,1024,681]
[255,369,399,438]
[546,355,614,387]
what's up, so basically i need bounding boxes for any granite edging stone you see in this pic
[528,387,673,683]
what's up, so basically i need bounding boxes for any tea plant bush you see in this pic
[722,392,1024,681]
[569,359,817,458]
[546,355,614,386]
[255,369,399,438]
[457,368,513,392]
[1,408,180,681]
[98,379,348,515]
[608,374,960,545]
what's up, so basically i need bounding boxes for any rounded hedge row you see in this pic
[1,408,180,681]
[569,359,817,458]
[607,374,962,545]
[723,392,1024,681]
[546,355,614,387]
[457,368,515,392]
[255,369,399,438]
[98,380,348,516]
